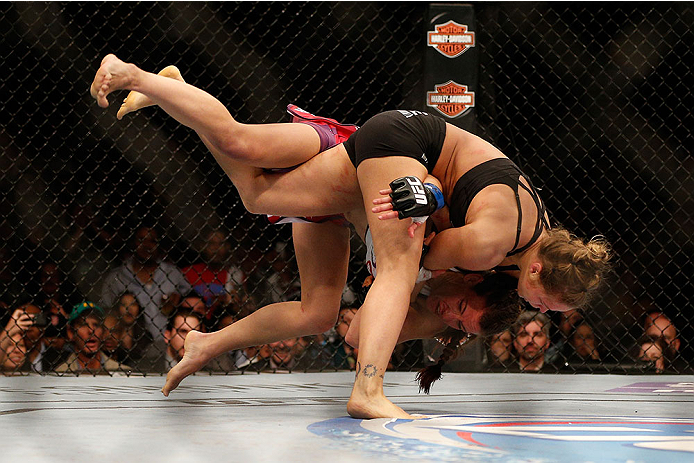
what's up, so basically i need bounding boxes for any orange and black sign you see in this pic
[426,81,475,118]
[427,20,475,58]
[423,5,477,129]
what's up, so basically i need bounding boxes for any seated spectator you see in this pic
[567,322,601,362]
[0,304,56,372]
[235,345,272,372]
[487,330,514,368]
[105,292,151,366]
[102,314,123,359]
[632,335,670,373]
[0,247,22,312]
[1,308,33,371]
[512,311,551,372]
[163,308,204,371]
[2,332,27,373]
[264,337,306,371]
[61,200,119,302]
[101,226,191,347]
[206,307,238,372]
[54,302,132,374]
[41,300,70,359]
[182,229,248,325]
[36,260,82,312]
[248,240,301,306]
[179,292,207,318]
[643,311,681,359]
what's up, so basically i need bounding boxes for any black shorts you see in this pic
[343,110,446,173]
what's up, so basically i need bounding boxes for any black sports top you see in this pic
[450,158,549,257]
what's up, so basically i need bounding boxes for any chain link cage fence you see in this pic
[0,2,692,377]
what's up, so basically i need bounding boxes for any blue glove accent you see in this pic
[424,183,445,210]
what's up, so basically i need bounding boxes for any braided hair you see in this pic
[415,329,477,394]
[415,272,520,394]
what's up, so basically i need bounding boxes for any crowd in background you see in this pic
[1,223,687,376]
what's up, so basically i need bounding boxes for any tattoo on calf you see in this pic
[356,361,361,378]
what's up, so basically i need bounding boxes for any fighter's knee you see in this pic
[216,135,248,161]
[300,306,339,334]
[240,194,263,215]
[216,125,265,164]
[311,312,339,334]
[344,329,358,349]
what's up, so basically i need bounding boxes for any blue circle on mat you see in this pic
[308,415,694,462]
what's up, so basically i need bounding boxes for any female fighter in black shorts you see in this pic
[91,55,610,419]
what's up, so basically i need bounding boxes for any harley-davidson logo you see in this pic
[427,81,475,118]
[427,20,475,58]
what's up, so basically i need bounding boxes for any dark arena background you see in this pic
[1,4,693,378]
[2,3,694,462]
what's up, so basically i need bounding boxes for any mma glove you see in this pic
[389,176,445,223]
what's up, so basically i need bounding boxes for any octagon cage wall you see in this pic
[1,2,692,376]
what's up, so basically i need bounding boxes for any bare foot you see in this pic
[117,65,184,120]
[90,54,138,108]
[161,330,214,396]
[347,392,414,419]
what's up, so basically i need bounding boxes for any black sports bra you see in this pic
[449,158,550,257]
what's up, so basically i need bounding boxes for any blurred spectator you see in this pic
[544,309,581,364]
[54,302,132,374]
[163,308,204,371]
[37,260,82,312]
[487,330,514,368]
[102,314,123,360]
[249,241,301,306]
[643,311,681,358]
[33,261,74,363]
[264,337,306,371]
[182,229,248,325]
[235,344,272,372]
[180,292,207,318]
[2,332,27,372]
[36,261,83,314]
[103,292,150,366]
[61,200,120,302]
[0,304,58,372]
[207,306,237,371]
[632,335,669,373]
[1,307,33,370]
[568,322,601,362]
[101,226,191,346]
[0,247,22,311]
[512,311,551,372]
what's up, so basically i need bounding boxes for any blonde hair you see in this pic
[538,227,611,308]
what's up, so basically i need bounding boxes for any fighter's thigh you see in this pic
[260,146,363,215]
[239,122,322,169]
[356,156,428,263]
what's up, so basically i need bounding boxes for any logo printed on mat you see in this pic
[309,415,694,462]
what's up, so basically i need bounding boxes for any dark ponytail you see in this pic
[415,329,477,394]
